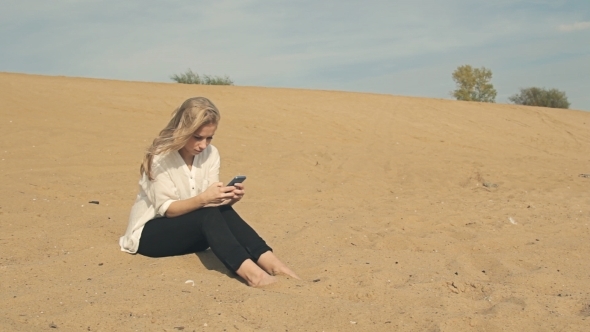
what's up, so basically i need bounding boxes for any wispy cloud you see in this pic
[558,21,590,32]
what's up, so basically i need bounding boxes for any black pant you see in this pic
[137,205,272,272]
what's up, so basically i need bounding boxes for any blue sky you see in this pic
[2,0,589,110]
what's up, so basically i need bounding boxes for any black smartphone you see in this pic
[227,175,246,186]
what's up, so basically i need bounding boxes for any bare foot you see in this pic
[236,259,278,287]
[257,251,301,280]
[251,274,278,288]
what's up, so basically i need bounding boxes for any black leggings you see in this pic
[137,205,272,272]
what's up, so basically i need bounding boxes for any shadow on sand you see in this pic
[194,249,241,282]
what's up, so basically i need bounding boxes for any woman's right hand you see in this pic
[201,182,236,206]
[165,182,234,217]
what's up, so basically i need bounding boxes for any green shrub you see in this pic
[170,69,233,85]
[508,87,570,109]
[451,65,497,103]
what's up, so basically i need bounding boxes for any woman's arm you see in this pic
[164,182,235,218]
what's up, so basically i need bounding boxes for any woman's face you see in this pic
[180,123,217,157]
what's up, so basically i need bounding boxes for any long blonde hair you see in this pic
[141,97,220,180]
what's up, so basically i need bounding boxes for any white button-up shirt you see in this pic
[119,145,220,253]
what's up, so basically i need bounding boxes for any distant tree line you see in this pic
[171,69,233,85]
[451,65,570,109]
[170,66,571,108]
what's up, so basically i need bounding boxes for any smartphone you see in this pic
[227,175,247,186]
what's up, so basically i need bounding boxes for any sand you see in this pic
[1,72,589,331]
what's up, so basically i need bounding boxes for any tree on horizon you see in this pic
[451,65,497,103]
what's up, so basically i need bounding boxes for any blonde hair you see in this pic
[141,97,220,180]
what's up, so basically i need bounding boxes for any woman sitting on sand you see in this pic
[119,97,298,287]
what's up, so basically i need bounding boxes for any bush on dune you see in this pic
[509,87,570,109]
[171,69,233,85]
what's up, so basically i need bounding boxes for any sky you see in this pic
[2,0,589,110]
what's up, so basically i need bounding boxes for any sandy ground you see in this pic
[0,72,589,331]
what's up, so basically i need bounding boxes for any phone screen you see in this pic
[227,175,246,186]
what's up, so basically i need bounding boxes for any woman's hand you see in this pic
[202,182,236,206]
[229,183,245,204]
[165,182,237,217]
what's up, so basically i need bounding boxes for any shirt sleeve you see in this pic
[149,159,180,217]
[207,146,221,185]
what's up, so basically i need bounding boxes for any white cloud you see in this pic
[558,21,590,32]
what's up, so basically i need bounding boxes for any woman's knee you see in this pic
[199,208,233,235]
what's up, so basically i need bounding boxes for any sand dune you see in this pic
[1,72,589,331]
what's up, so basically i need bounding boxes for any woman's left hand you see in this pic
[230,183,245,203]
